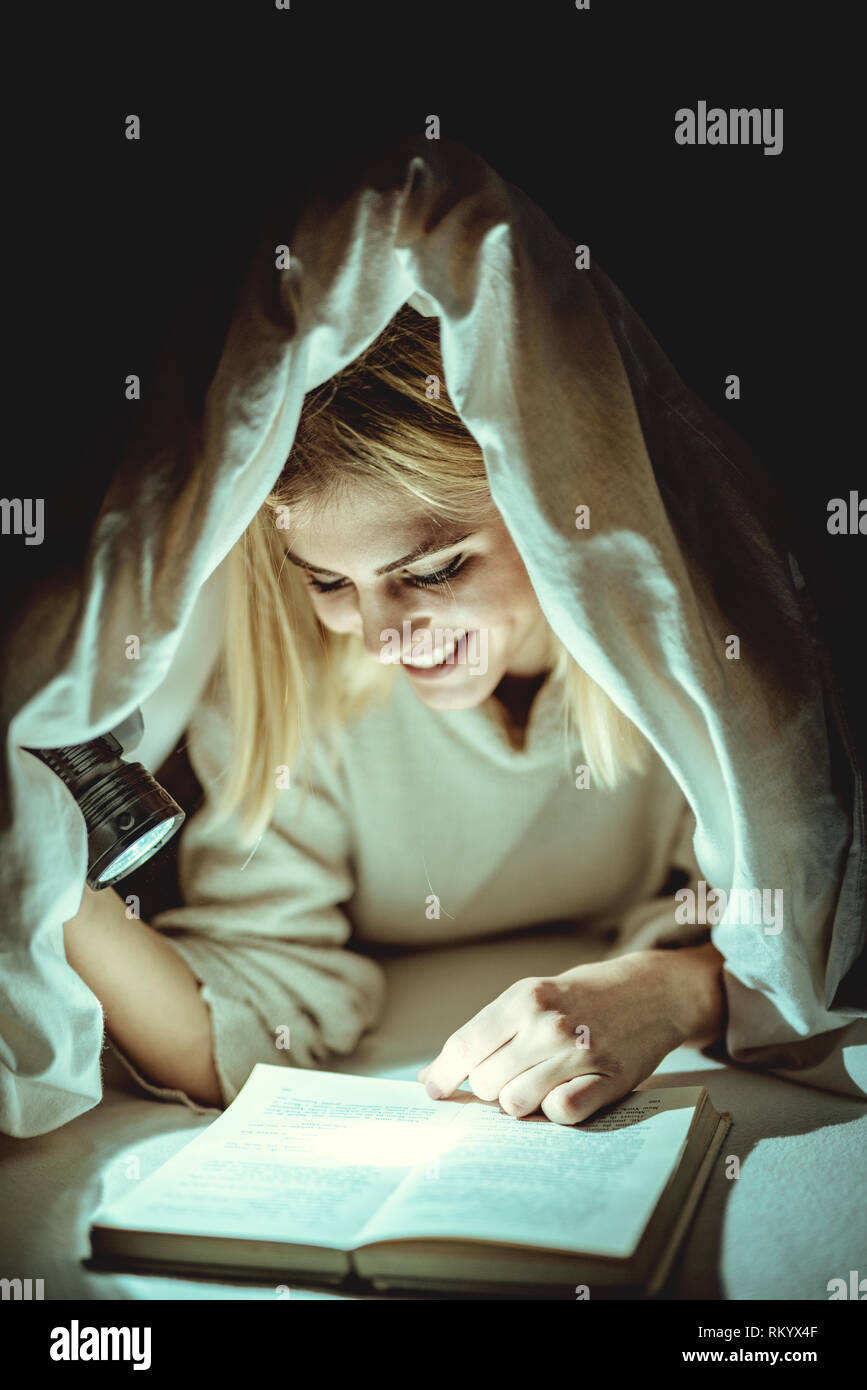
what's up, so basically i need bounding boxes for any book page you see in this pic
[357,1087,702,1259]
[93,1065,464,1252]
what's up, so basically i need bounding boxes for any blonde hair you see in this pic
[217,304,649,845]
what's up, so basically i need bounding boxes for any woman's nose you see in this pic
[358,595,432,664]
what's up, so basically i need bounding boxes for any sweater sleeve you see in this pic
[604,796,711,957]
[110,666,386,1110]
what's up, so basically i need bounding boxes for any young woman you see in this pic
[63,303,726,1123]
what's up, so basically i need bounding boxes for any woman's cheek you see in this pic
[454,583,516,633]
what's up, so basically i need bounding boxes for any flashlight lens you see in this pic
[96,814,185,886]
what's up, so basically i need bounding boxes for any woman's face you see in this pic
[284,484,553,710]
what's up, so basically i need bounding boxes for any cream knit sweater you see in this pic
[114,661,707,1110]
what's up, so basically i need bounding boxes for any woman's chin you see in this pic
[401,667,497,710]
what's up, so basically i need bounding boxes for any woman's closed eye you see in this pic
[306,553,468,595]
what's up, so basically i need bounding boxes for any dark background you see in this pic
[10,0,863,749]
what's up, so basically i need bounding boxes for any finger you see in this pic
[423,1003,518,1099]
[494,1053,588,1116]
[417,1064,431,1082]
[540,1074,624,1126]
[467,1025,563,1103]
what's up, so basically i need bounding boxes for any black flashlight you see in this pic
[24,710,185,890]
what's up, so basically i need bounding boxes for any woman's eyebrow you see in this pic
[284,531,477,579]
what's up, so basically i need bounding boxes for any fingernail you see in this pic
[425,1079,443,1099]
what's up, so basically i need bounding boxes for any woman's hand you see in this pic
[417,944,725,1125]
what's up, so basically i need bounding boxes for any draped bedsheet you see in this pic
[2,134,864,1136]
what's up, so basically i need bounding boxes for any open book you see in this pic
[89,1064,730,1297]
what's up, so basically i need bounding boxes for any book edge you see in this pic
[643,1109,732,1298]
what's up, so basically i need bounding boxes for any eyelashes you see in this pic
[405,552,468,589]
[306,553,468,595]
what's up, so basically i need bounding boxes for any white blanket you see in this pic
[2,135,864,1136]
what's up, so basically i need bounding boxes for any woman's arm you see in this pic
[61,669,388,1112]
[63,884,222,1107]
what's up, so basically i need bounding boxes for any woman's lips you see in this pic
[401,629,473,679]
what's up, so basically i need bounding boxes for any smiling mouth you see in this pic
[403,648,456,669]
[401,629,472,673]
